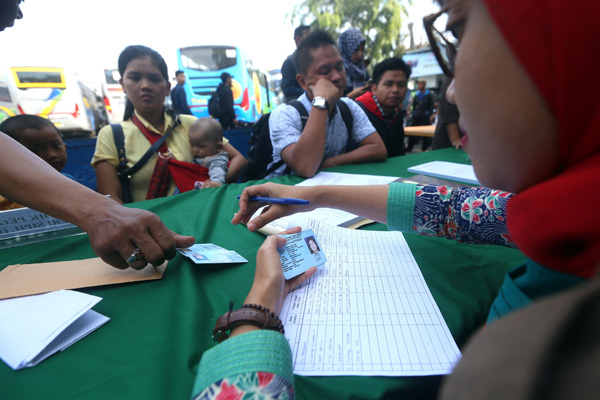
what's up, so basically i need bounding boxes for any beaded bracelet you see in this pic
[212,302,285,343]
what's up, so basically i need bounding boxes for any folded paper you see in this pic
[0,290,109,370]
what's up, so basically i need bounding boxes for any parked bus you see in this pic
[5,66,108,137]
[0,68,20,124]
[101,69,127,123]
[176,45,278,123]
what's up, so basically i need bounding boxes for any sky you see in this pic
[2,0,439,85]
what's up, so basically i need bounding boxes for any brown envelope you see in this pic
[0,258,168,300]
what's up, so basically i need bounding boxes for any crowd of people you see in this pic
[2,0,600,398]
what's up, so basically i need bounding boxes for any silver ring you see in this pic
[126,248,145,264]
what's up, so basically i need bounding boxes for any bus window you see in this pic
[102,69,126,123]
[0,84,11,102]
[180,46,237,71]
[104,70,120,85]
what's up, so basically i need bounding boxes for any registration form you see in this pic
[279,219,461,376]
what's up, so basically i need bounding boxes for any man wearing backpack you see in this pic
[216,72,236,130]
[266,30,386,178]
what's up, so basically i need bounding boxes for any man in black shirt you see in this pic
[217,72,236,129]
[281,25,311,102]
[356,57,412,157]
[432,74,462,150]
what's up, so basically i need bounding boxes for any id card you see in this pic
[179,244,248,264]
[277,229,327,279]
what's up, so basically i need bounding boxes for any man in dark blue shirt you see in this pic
[217,72,236,129]
[281,25,311,102]
[170,70,193,115]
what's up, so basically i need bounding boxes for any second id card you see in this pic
[277,229,327,279]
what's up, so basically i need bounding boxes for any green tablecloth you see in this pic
[0,148,525,399]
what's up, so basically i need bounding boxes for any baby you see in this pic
[0,114,73,210]
[189,117,229,189]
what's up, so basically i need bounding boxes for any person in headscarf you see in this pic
[194,0,600,397]
[338,27,370,99]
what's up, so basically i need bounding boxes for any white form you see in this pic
[256,172,399,235]
[279,219,462,376]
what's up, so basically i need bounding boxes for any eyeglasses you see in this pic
[423,8,458,79]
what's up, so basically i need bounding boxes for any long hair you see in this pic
[118,45,169,120]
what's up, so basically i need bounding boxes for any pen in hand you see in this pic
[235,196,310,205]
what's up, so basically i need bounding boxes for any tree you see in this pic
[290,0,411,63]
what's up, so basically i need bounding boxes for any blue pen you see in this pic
[235,196,309,205]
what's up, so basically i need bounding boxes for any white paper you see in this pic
[295,172,399,187]
[256,172,399,234]
[279,219,462,376]
[28,310,109,367]
[407,161,480,185]
[0,290,109,370]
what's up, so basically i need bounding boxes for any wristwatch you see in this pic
[212,303,284,343]
[312,96,329,109]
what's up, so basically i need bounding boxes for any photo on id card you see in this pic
[277,229,326,279]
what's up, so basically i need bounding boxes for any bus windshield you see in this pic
[104,69,120,85]
[180,46,237,71]
[12,68,67,89]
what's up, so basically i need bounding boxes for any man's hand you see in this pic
[309,78,343,108]
[451,138,462,149]
[84,202,195,270]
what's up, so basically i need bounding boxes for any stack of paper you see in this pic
[0,290,109,370]
[407,161,481,185]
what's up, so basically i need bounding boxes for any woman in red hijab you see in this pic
[446,0,600,319]
[192,0,600,397]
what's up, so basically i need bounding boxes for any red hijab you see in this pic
[483,0,600,278]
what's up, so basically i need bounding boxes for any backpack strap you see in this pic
[288,100,309,128]
[260,100,309,178]
[337,100,356,152]
[111,123,132,203]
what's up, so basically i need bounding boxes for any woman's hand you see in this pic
[244,227,317,314]
[230,227,317,338]
[231,183,316,232]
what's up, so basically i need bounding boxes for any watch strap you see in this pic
[212,304,284,343]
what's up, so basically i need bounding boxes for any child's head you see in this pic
[0,115,67,171]
[188,118,224,159]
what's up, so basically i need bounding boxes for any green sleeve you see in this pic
[192,330,294,396]
[387,182,417,232]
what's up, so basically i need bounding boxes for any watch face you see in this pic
[313,97,328,108]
